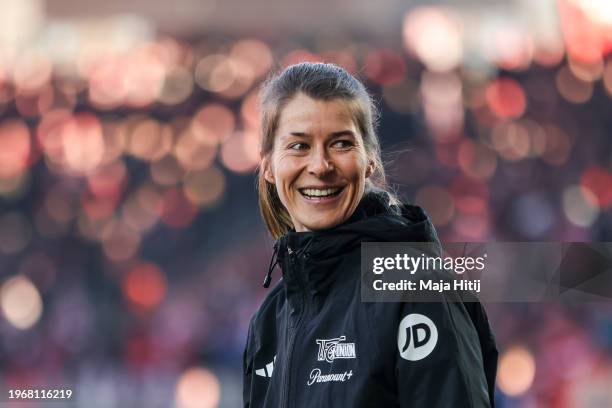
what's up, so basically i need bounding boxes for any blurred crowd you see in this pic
[0,0,611,407]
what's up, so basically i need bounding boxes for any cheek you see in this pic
[272,155,301,190]
[342,154,369,182]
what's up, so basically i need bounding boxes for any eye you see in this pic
[332,139,354,149]
[289,142,308,151]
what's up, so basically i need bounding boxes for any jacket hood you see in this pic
[262,190,441,288]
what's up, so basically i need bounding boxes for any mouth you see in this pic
[298,186,345,201]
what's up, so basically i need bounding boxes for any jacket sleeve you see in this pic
[464,300,498,406]
[395,298,495,407]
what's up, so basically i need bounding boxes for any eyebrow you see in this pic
[288,130,356,138]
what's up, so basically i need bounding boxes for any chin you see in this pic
[301,215,345,231]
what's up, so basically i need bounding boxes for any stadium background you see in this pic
[0,0,611,406]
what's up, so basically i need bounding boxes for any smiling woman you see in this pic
[244,63,498,408]
[257,62,399,239]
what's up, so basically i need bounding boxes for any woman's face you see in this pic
[263,92,373,232]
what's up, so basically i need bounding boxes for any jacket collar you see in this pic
[263,190,441,289]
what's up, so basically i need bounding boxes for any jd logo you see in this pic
[397,314,438,361]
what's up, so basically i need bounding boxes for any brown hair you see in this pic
[257,62,397,239]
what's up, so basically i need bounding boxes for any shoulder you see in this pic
[364,288,491,345]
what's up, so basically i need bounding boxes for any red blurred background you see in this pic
[0,0,611,407]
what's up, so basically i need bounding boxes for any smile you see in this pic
[298,186,345,201]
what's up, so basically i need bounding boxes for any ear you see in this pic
[365,160,374,179]
[262,156,275,184]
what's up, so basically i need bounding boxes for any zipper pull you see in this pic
[287,247,297,263]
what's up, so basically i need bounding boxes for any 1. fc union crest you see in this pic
[316,336,356,363]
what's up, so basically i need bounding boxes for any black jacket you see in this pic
[243,191,498,407]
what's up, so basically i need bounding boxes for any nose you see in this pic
[307,147,334,177]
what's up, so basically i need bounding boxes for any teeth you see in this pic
[302,187,340,197]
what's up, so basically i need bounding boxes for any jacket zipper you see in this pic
[280,247,308,408]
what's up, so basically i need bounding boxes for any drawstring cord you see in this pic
[262,234,312,288]
[263,243,279,288]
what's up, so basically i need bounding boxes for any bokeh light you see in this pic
[403,6,463,72]
[511,193,555,238]
[88,55,127,109]
[240,91,260,131]
[490,121,531,162]
[533,40,565,67]
[15,83,54,117]
[195,54,237,93]
[217,58,256,99]
[12,51,53,93]
[101,219,141,262]
[123,262,167,311]
[563,185,600,227]
[457,139,497,179]
[486,23,534,71]
[498,346,536,397]
[230,39,273,79]
[37,109,72,167]
[0,119,31,180]
[122,184,162,232]
[159,188,198,228]
[174,128,217,171]
[127,118,174,162]
[175,367,221,408]
[183,165,226,208]
[452,213,490,240]
[193,104,236,144]
[158,66,194,105]
[151,156,186,186]
[555,65,594,104]
[485,78,527,119]
[87,160,127,199]
[100,121,129,165]
[420,71,463,140]
[124,45,167,107]
[450,176,490,239]
[220,131,260,173]
[540,125,572,166]
[81,188,119,220]
[569,0,612,25]
[580,166,612,209]
[61,113,106,175]
[568,56,604,82]
[558,0,608,64]
[0,275,43,330]
[76,212,111,242]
